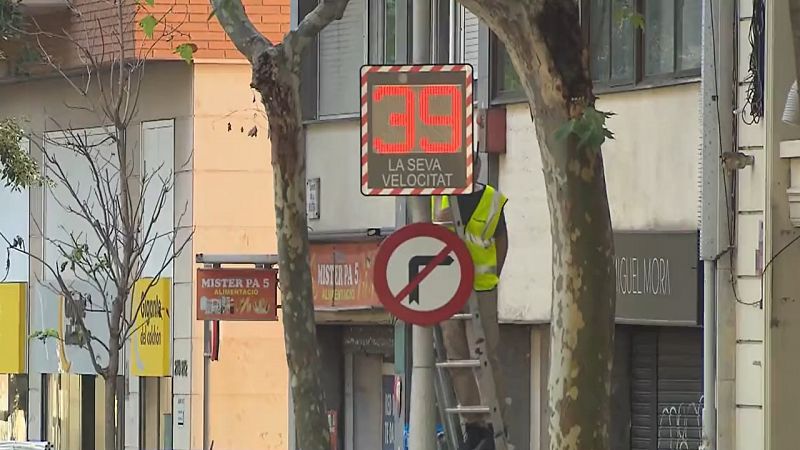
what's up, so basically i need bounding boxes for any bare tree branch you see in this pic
[285,0,350,54]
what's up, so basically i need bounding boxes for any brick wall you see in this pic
[8,0,289,72]
[136,0,290,60]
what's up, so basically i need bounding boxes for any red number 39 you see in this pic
[372,85,462,154]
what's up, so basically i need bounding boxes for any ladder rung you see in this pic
[446,406,491,414]
[451,313,474,320]
[436,359,480,369]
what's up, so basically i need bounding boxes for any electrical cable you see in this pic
[710,0,762,307]
[741,0,765,125]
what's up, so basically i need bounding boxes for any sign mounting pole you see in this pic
[409,1,434,448]
[194,253,279,450]
[360,10,474,449]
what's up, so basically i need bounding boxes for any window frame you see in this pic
[485,0,702,105]
[368,0,404,65]
[585,0,701,93]
[299,0,411,123]
[489,35,526,105]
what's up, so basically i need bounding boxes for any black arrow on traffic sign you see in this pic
[408,255,454,304]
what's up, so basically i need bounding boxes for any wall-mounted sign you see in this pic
[382,375,397,450]
[360,64,474,196]
[311,241,381,308]
[175,396,186,427]
[307,178,321,220]
[131,278,171,377]
[196,268,278,321]
[614,231,700,325]
[0,283,26,374]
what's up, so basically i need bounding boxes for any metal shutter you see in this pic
[318,0,364,117]
[656,329,703,450]
[631,331,658,450]
[463,7,479,79]
[629,328,704,450]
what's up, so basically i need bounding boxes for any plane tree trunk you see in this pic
[458,1,617,449]
[210,1,351,448]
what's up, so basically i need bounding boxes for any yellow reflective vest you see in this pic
[431,186,508,291]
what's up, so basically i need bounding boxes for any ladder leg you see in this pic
[433,324,465,450]
[440,198,512,450]
[474,291,508,422]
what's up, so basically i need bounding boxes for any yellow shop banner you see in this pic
[131,278,171,377]
[0,283,26,374]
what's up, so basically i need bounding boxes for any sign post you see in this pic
[194,254,279,450]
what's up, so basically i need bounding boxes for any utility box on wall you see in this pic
[479,107,507,154]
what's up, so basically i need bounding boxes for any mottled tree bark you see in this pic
[210,1,350,448]
[458,1,616,449]
[105,371,118,450]
[254,48,330,450]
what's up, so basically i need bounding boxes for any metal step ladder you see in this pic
[431,199,511,450]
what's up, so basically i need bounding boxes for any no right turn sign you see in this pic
[372,223,474,326]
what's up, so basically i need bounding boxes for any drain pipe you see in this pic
[700,0,718,443]
[700,0,735,448]
[700,0,718,449]
[701,260,717,450]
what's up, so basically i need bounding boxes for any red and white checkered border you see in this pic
[360,64,474,197]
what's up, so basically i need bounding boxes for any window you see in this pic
[587,0,701,87]
[369,0,399,64]
[491,38,523,101]
[317,0,365,117]
[301,0,409,120]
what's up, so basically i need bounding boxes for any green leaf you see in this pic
[175,43,197,63]
[630,13,645,30]
[554,120,576,142]
[139,14,158,39]
[553,106,616,150]
[30,328,60,342]
[145,0,154,6]
[613,3,645,30]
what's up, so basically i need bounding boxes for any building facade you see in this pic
[0,0,291,449]
[294,1,705,449]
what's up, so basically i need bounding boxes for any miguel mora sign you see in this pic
[360,64,474,196]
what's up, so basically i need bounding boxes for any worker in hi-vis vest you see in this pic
[431,153,508,450]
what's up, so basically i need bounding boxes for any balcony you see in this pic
[18,0,70,14]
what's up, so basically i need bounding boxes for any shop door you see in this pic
[656,328,703,450]
[628,327,703,450]
[353,354,382,450]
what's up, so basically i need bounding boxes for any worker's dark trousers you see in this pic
[440,289,507,427]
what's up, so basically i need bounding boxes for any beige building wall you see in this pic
[732,1,766,449]
[0,61,193,445]
[189,62,288,450]
[497,84,701,322]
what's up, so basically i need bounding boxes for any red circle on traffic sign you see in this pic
[373,223,474,326]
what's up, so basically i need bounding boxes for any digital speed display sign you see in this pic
[360,64,474,196]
